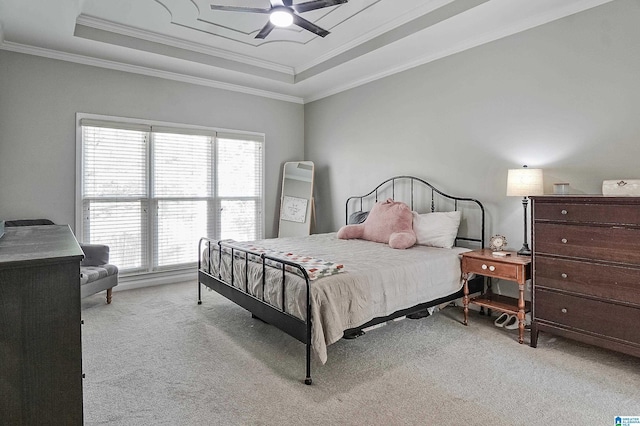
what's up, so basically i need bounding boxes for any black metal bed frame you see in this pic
[198,176,485,385]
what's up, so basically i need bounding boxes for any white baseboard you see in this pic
[114,269,197,292]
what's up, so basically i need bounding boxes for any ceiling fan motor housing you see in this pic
[270,6,294,27]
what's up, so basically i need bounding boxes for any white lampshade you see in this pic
[270,8,294,27]
[506,167,544,197]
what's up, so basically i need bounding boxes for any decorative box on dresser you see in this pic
[0,225,84,425]
[530,196,640,358]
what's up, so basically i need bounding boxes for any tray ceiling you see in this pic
[0,0,614,103]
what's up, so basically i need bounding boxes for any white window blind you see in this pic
[78,117,264,275]
[82,126,148,272]
[217,135,263,241]
[153,132,212,269]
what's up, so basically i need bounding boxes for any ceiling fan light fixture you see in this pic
[269,8,294,27]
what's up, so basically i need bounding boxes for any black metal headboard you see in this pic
[344,175,485,248]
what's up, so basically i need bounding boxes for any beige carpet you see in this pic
[81,281,640,425]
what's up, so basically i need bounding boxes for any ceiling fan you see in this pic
[210,0,348,39]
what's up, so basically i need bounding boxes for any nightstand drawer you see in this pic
[535,289,640,345]
[462,257,520,281]
[534,223,640,264]
[535,256,640,305]
[535,203,640,225]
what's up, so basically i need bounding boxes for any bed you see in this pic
[198,176,485,384]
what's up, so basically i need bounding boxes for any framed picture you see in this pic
[281,196,308,223]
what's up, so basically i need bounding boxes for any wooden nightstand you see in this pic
[462,249,532,344]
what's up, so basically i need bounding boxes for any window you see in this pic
[77,116,264,275]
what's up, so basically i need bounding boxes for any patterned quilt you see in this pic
[220,240,345,281]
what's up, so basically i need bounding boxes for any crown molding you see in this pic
[76,14,295,76]
[296,0,488,83]
[295,0,451,75]
[0,41,303,104]
[304,0,614,103]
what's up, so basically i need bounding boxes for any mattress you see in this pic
[201,232,469,364]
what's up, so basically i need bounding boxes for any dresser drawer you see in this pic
[535,289,640,345]
[462,257,521,282]
[535,202,640,225]
[534,223,640,264]
[534,256,640,306]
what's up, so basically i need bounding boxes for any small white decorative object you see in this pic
[602,180,640,196]
[280,196,308,223]
[553,183,570,195]
[489,235,507,252]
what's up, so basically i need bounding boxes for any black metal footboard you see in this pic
[197,237,314,385]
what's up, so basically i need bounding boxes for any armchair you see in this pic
[79,243,118,304]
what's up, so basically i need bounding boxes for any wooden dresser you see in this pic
[530,196,640,358]
[0,225,84,424]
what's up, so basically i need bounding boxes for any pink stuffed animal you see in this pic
[337,198,417,249]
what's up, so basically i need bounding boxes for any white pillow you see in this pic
[412,211,461,249]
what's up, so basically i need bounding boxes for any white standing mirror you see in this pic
[278,161,314,237]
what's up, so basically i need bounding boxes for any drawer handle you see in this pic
[561,308,567,314]
[561,238,568,244]
[481,264,487,270]
[561,273,568,279]
[489,265,495,272]
[561,209,568,215]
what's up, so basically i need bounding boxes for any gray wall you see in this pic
[305,0,640,254]
[2,0,639,282]
[0,51,304,238]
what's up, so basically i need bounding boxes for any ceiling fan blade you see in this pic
[292,14,329,37]
[282,0,293,6]
[293,0,347,14]
[255,21,276,39]
[210,5,271,13]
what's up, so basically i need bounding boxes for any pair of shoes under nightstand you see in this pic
[494,313,519,330]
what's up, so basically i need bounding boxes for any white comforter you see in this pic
[202,232,469,364]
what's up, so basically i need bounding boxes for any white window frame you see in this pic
[75,113,265,277]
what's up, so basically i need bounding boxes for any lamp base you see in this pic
[517,243,532,256]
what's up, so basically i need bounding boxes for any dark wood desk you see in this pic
[0,225,84,425]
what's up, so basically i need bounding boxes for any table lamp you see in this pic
[507,165,544,255]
